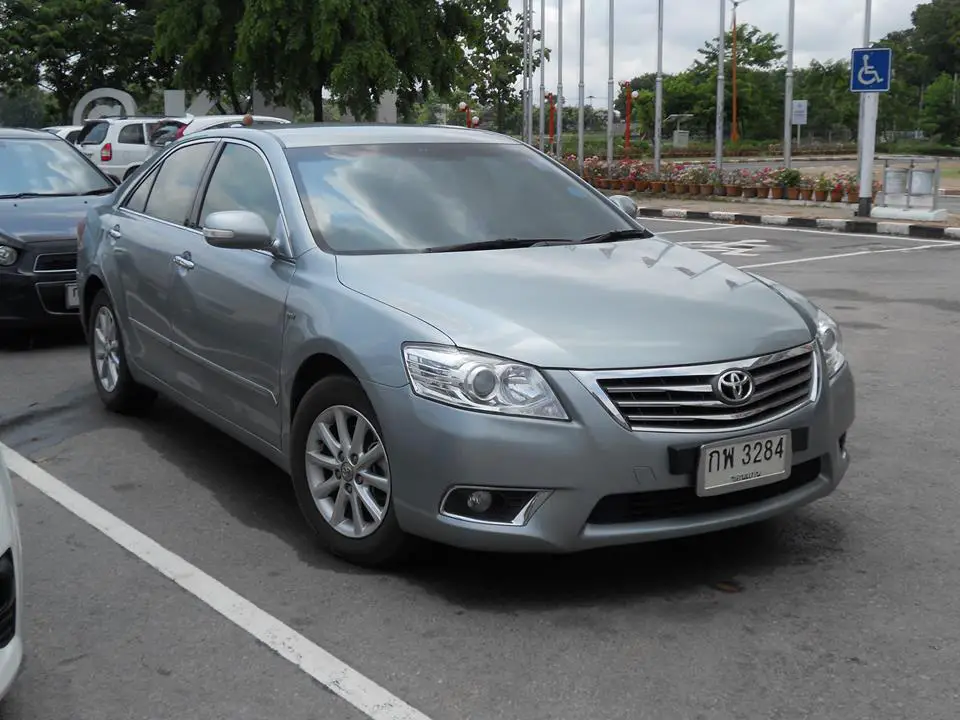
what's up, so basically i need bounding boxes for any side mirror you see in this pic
[202,210,273,251]
[608,194,638,218]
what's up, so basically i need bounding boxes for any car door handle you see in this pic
[173,254,195,270]
[107,226,122,239]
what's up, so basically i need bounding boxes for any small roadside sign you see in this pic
[791,100,808,126]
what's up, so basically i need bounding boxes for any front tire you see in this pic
[88,290,156,415]
[290,375,411,567]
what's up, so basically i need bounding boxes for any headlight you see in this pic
[0,245,17,267]
[815,308,845,377]
[402,344,569,420]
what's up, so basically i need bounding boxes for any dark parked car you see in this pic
[0,128,117,332]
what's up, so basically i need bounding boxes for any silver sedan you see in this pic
[76,124,855,566]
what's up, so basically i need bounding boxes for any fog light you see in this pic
[466,490,493,513]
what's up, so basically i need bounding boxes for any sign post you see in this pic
[850,46,893,217]
[791,99,808,147]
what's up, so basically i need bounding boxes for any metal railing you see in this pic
[878,156,941,211]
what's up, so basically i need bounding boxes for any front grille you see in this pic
[586,457,822,525]
[33,252,77,273]
[589,343,817,432]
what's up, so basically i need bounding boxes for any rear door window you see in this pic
[118,124,145,144]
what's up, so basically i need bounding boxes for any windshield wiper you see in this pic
[0,189,114,199]
[574,228,653,245]
[81,187,115,195]
[424,237,574,253]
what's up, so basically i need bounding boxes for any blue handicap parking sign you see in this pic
[850,47,893,92]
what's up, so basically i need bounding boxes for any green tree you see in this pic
[458,0,549,132]
[236,0,480,122]
[153,0,252,113]
[0,0,173,122]
[919,72,959,141]
[911,0,960,83]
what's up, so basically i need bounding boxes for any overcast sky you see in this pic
[509,0,918,102]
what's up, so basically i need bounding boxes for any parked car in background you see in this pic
[0,450,24,701]
[42,125,84,144]
[147,114,291,152]
[1,128,117,332]
[75,116,166,182]
[76,124,854,568]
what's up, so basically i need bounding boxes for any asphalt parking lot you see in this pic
[2,219,960,720]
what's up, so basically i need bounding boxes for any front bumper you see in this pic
[0,240,81,329]
[367,361,855,553]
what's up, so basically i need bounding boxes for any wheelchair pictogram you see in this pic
[857,54,883,87]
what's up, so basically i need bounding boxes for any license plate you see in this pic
[696,430,792,497]
[65,283,79,309]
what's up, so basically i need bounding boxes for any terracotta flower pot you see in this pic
[847,190,860,204]
[770,186,784,200]
[676,183,689,194]
[725,184,742,197]
[596,178,609,189]
[755,185,768,199]
[650,181,664,193]
[699,183,713,196]
[814,190,827,201]
[665,182,677,193]
[741,186,757,198]
[635,180,650,192]
[786,187,800,200]
[798,187,811,201]
[830,189,843,202]
[713,185,726,197]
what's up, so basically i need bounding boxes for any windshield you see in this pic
[0,138,114,197]
[285,142,634,254]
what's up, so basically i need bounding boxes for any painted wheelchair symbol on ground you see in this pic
[678,238,774,256]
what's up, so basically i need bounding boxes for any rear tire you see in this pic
[88,290,156,415]
[290,375,412,567]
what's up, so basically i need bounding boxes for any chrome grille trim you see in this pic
[32,252,78,274]
[572,342,820,434]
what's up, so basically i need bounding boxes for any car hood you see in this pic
[0,194,113,244]
[335,237,816,369]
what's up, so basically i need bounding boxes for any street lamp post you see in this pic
[783,0,796,168]
[577,0,585,174]
[715,0,726,171]
[654,0,664,176]
[538,0,546,151]
[623,84,639,151]
[606,0,614,177]
[557,0,564,158]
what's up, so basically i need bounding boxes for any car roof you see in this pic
[192,123,517,148]
[0,127,61,140]
[86,116,167,124]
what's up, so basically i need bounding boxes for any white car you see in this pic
[75,116,167,182]
[42,125,84,144]
[148,114,291,151]
[0,451,23,701]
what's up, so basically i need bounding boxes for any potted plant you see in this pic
[797,174,814,201]
[813,173,831,202]
[829,176,844,202]
[767,169,785,200]
[649,168,665,193]
[723,168,743,197]
[780,168,803,200]
[741,169,758,198]
[632,162,651,192]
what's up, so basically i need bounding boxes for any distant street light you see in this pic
[654,0,664,175]
[715,0,726,170]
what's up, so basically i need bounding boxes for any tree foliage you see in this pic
[235,0,480,122]
[0,0,173,122]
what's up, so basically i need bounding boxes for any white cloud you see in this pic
[510,0,918,104]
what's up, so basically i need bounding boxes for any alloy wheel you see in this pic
[305,405,391,538]
[93,306,121,393]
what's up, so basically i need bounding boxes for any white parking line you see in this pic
[644,216,960,244]
[740,243,958,269]
[0,442,433,720]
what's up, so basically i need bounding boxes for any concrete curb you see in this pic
[636,207,960,240]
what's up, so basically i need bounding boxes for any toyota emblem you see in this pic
[713,369,755,405]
